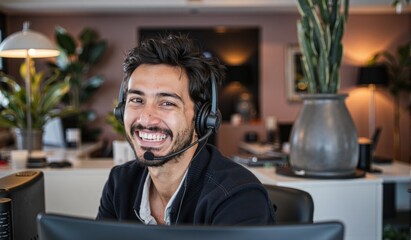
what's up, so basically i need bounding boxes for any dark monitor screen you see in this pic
[0,171,45,240]
[37,213,344,240]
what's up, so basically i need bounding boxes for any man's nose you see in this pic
[137,105,161,126]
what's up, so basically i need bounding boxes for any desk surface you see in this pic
[370,161,410,183]
[2,157,407,183]
[243,165,383,240]
[44,142,104,160]
[0,159,113,177]
[0,157,407,240]
[246,166,382,187]
[245,161,410,184]
[0,159,114,219]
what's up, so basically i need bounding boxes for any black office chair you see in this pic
[264,184,314,224]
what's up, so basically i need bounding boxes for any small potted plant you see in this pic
[0,62,72,150]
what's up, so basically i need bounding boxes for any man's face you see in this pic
[123,64,196,167]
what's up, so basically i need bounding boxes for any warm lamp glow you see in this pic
[0,49,60,58]
[214,26,227,33]
[344,49,377,65]
[0,22,59,58]
[222,52,250,65]
[343,29,399,65]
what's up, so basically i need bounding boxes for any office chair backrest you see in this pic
[264,184,314,224]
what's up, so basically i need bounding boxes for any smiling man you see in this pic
[97,34,275,225]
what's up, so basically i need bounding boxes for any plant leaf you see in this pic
[79,41,107,64]
[39,81,70,115]
[55,26,77,55]
[80,75,105,103]
[79,28,98,46]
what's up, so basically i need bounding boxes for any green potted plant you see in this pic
[286,0,359,178]
[0,62,72,150]
[370,42,411,161]
[47,26,108,142]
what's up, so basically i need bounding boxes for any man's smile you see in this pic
[138,131,167,142]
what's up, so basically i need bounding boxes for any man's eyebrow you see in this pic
[127,89,183,102]
[158,92,183,103]
[127,89,144,96]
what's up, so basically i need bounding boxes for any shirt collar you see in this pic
[139,170,188,225]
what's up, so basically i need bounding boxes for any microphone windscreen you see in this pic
[144,151,155,160]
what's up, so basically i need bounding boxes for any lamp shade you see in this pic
[357,65,388,86]
[0,22,59,58]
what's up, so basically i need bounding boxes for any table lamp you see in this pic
[357,64,388,139]
[0,21,59,166]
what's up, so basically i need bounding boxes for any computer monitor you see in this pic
[0,171,45,239]
[37,213,344,240]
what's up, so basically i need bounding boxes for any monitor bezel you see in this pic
[37,213,344,240]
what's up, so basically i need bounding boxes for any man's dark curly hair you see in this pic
[122,33,225,112]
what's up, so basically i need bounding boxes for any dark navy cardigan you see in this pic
[97,143,276,225]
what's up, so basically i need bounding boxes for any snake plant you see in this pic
[0,62,72,130]
[296,0,349,93]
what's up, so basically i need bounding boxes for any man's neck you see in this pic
[148,148,194,224]
[148,145,196,199]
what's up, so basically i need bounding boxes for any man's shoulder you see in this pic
[207,144,256,174]
[205,145,263,192]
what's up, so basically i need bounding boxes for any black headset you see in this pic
[113,79,126,125]
[113,73,221,137]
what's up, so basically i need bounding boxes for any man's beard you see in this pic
[126,123,196,167]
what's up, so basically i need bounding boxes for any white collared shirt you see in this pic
[139,171,187,225]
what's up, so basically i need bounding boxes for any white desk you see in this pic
[245,166,383,240]
[0,159,408,240]
[370,161,410,211]
[371,161,410,183]
[0,159,113,218]
[44,142,104,160]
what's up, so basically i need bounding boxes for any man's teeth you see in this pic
[139,132,167,141]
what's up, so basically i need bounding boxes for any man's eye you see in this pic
[128,97,143,104]
[161,101,176,107]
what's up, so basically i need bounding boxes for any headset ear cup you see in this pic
[114,102,125,125]
[195,103,209,137]
[195,102,221,137]
[213,109,222,133]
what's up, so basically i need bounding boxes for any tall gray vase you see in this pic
[13,128,44,150]
[289,94,358,177]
